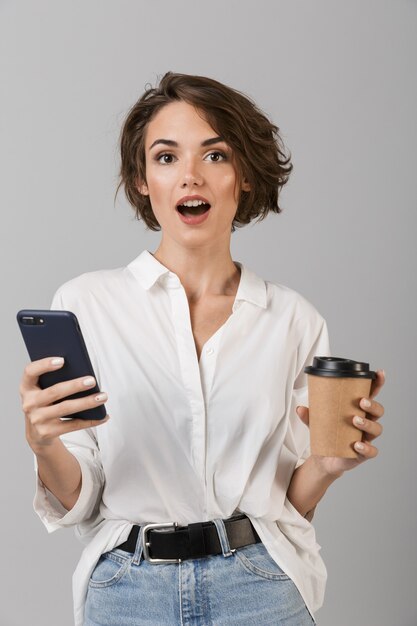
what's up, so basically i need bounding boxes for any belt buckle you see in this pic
[141,521,181,564]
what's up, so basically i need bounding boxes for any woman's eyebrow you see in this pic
[149,136,225,150]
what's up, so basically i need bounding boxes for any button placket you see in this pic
[198,330,224,401]
[166,279,208,486]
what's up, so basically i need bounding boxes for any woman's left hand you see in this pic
[296,369,386,477]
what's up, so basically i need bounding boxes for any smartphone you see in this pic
[17,309,107,420]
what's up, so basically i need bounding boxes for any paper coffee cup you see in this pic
[304,357,377,458]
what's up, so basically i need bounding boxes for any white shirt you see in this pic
[33,249,331,625]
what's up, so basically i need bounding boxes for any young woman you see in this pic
[20,72,385,626]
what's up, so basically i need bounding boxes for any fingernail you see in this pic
[95,392,107,402]
[354,416,364,425]
[355,442,365,451]
[361,398,371,408]
[51,357,64,366]
[83,377,95,387]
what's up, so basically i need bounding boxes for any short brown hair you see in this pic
[115,72,293,232]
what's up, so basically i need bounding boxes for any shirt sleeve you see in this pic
[32,287,105,533]
[285,314,331,471]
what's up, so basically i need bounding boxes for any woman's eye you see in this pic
[155,151,227,164]
[156,153,176,164]
[205,151,227,162]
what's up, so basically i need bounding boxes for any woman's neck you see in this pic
[151,242,240,302]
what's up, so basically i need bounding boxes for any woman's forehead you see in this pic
[145,101,220,146]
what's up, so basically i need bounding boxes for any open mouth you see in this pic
[176,202,211,217]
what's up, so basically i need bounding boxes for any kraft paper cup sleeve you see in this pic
[308,376,372,458]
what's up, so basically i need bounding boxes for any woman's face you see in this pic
[138,100,250,246]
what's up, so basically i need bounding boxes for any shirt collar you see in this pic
[127,250,267,309]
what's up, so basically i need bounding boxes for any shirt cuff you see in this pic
[33,453,99,533]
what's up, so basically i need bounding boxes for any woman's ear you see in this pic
[136,178,149,196]
[241,178,251,193]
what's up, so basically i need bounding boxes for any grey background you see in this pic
[1,1,416,624]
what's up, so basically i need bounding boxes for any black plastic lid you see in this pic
[304,356,377,379]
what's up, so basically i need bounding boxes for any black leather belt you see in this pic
[115,513,261,563]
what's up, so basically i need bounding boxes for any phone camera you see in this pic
[20,316,45,325]
[21,316,35,325]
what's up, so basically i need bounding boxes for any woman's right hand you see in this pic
[19,356,110,452]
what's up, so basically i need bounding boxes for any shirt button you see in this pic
[206,348,214,355]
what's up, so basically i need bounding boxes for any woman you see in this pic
[20,72,385,625]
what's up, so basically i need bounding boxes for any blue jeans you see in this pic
[84,518,316,625]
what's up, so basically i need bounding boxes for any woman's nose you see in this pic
[180,158,204,187]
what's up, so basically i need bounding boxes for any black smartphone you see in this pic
[17,309,107,420]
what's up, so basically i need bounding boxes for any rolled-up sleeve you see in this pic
[286,314,331,471]
[33,430,105,532]
[32,286,105,533]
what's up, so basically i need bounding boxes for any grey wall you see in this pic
[2,1,416,624]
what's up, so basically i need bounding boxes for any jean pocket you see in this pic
[88,548,133,589]
[234,542,291,581]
